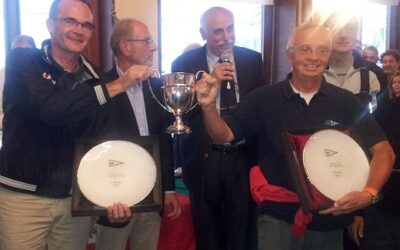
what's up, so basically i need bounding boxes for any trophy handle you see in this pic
[185,70,206,113]
[148,69,170,112]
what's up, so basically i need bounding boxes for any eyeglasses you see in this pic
[125,38,154,46]
[290,45,330,56]
[55,17,95,31]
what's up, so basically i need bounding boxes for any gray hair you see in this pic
[363,45,379,56]
[286,23,331,50]
[11,35,36,49]
[109,18,139,56]
[200,7,233,32]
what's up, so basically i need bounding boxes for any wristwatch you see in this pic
[362,187,381,204]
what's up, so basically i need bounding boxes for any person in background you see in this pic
[353,39,362,55]
[182,42,202,54]
[11,35,36,49]
[323,13,382,111]
[0,1,149,249]
[171,6,266,250]
[94,18,181,250]
[381,49,400,80]
[195,23,394,250]
[362,46,379,65]
[349,71,400,250]
[0,35,37,130]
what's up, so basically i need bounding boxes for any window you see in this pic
[313,0,389,55]
[360,3,388,58]
[19,0,53,48]
[160,0,263,73]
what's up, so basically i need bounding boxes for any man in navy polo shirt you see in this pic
[195,23,394,250]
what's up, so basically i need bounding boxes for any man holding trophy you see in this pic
[93,19,181,250]
[195,23,394,250]
[171,6,266,250]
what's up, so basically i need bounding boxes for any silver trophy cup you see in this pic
[149,70,203,134]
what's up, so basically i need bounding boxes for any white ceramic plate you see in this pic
[77,140,156,207]
[303,129,369,201]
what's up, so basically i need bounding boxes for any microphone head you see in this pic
[220,52,231,63]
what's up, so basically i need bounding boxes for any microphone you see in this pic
[220,52,232,89]
[221,52,231,63]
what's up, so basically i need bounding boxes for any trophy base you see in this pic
[166,125,192,134]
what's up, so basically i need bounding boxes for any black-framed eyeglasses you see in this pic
[125,38,154,46]
[55,17,95,31]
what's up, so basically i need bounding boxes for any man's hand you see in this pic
[196,72,235,143]
[121,65,153,89]
[164,193,182,220]
[106,65,153,98]
[106,202,132,223]
[319,191,372,215]
[195,73,219,108]
[347,216,364,246]
[211,62,234,83]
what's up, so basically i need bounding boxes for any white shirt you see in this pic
[116,64,149,136]
[206,50,239,110]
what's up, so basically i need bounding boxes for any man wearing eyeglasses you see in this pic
[0,1,151,249]
[92,18,181,250]
[195,23,394,250]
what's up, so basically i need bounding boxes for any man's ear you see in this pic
[46,18,54,34]
[200,28,206,41]
[287,50,293,66]
[119,40,130,56]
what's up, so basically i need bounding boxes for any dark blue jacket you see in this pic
[0,40,108,198]
[171,45,266,190]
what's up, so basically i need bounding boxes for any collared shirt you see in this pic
[206,50,240,110]
[225,78,386,231]
[289,81,317,105]
[116,64,149,136]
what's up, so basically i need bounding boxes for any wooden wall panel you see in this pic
[388,4,400,50]
[272,0,297,83]
[82,0,113,72]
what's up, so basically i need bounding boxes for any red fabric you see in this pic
[289,130,350,210]
[249,166,312,236]
[290,133,332,209]
[86,244,95,250]
[157,194,196,250]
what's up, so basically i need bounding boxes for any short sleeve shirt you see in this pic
[225,78,386,231]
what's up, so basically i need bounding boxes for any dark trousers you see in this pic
[361,206,400,250]
[189,149,256,250]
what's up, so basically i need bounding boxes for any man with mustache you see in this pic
[0,1,150,249]
[171,6,266,250]
[381,49,400,80]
